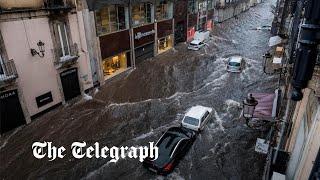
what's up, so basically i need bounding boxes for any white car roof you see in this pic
[229,56,242,63]
[185,105,212,119]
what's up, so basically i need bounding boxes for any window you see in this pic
[156,0,173,21]
[158,35,173,53]
[207,0,214,9]
[188,0,197,13]
[132,3,153,27]
[95,5,128,35]
[55,22,70,57]
[183,116,200,126]
[201,111,209,122]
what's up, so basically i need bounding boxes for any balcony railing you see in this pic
[0,59,18,84]
[52,43,79,69]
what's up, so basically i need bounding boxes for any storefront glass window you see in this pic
[95,5,128,36]
[156,0,173,21]
[132,3,153,27]
[158,35,173,54]
[102,53,128,79]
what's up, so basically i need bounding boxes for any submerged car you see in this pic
[181,105,213,132]
[226,56,244,73]
[188,40,205,51]
[143,127,196,175]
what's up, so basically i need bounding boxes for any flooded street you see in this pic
[0,1,277,179]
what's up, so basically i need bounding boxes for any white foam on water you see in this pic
[83,93,93,101]
[132,130,154,141]
[214,110,225,132]
[0,126,23,150]
[225,99,241,107]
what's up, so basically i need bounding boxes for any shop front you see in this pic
[133,24,155,64]
[99,30,131,80]
[157,19,173,54]
[0,89,26,134]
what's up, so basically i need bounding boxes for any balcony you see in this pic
[0,59,18,87]
[52,43,79,69]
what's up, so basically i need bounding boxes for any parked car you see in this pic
[181,105,213,132]
[143,127,196,175]
[226,56,244,73]
[188,30,210,51]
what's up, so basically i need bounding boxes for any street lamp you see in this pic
[31,40,45,58]
[243,94,258,119]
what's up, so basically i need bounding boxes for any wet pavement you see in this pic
[0,1,277,179]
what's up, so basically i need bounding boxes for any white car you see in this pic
[181,105,213,132]
[188,40,205,51]
[226,56,244,73]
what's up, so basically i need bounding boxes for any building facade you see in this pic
[264,0,320,179]
[0,0,94,134]
[85,0,175,83]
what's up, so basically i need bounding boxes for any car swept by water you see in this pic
[181,105,213,132]
[226,56,245,73]
[143,127,196,175]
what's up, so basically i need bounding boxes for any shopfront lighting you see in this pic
[243,94,258,119]
[31,40,45,58]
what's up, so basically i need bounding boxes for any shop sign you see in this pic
[134,30,155,40]
[0,89,17,100]
[36,92,53,108]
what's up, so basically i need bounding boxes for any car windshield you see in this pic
[228,61,241,66]
[190,43,198,46]
[183,116,199,126]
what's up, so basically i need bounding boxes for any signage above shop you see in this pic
[0,89,17,100]
[36,92,53,108]
[134,30,155,40]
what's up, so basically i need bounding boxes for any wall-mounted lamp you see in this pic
[31,40,45,58]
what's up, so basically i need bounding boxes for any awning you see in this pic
[269,36,283,47]
[251,89,281,120]
[86,0,129,11]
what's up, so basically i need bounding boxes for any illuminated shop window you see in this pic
[158,35,173,54]
[102,53,128,79]
[132,3,153,27]
[95,5,128,36]
[155,0,173,21]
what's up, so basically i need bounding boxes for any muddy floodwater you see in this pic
[0,0,278,179]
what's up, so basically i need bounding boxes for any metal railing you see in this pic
[52,43,79,67]
[0,59,18,82]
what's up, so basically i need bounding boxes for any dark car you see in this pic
[143,127,196,175]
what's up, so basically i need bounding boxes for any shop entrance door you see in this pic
[0,89,26,134]
[135,43,154,64]
[60,68,81,101]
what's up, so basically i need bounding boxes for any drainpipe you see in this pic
[291,0,320,101]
